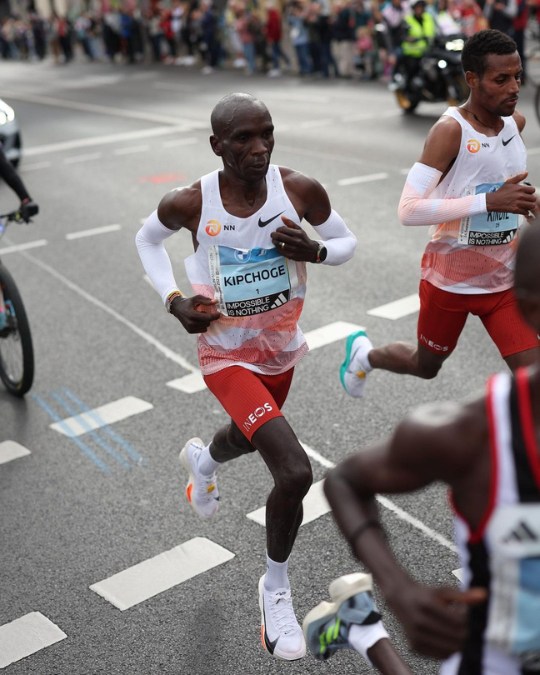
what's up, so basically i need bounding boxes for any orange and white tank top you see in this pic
[184,164,308,376]
[422,107,527,295]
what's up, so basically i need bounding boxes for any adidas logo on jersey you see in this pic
[502,520,539,544]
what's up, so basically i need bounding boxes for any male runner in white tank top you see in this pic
[341,29,540,399]
[305,221,540,674]
[135,93,360,661]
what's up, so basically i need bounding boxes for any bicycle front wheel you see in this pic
[0,263,34,396]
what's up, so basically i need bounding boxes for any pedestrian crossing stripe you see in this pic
[0,612,66,669]
[0,441,31,465]
[89,537,235,611]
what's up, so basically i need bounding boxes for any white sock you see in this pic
[264,554,289,591]
[355,339,373,373]
[197,444,220,476]
[348,621,390,663]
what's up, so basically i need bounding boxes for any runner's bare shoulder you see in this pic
[157,180,202,232]
[419,114,462,171]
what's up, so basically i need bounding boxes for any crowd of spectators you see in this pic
[0,0,538,81]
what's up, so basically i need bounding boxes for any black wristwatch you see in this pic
[315,241,327,263]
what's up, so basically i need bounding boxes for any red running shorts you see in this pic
[203,366,294,441]
[417,280,539,357]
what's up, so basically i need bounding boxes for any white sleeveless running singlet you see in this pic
[184,165,309,376]
[423,107,527,295]
[441,370,540,675]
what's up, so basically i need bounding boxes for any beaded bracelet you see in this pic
[165,290,185,313]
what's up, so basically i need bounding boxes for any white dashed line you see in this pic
[113,145,149,156]
[367,294,420,320]
[299,118,333,129]
[20,161,52,171]
[89,537,235,611]
[66,224,121,240]
[50,396,153,437]
[64,152,102,164]
[0,612,66,668]
[162,137,199,148]
[0,440,31,464]
[0,240,47,255]
[337,173,388,186]
[22,125,197,157]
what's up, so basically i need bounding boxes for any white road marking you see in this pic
[377,495,457,552]
[17,249,198,370]
[338,173,388,187]
[166,322,363,393]
[162,137,199,148]
[113,145,149,156]
[21,125,196,157]
[66,224,121,240]
[305,321,363,349]
[50,396,153,437]
[21,161,52,171]
[89,537,235,611]
[452,568,464,581]
[247,479,330,527]
[2,90,206,128]
[248,443,458,554]
[64,152,102,164]
[299,118,333,129]
[167,371,205,393]
[0,240,47,255]
[302,441,335,469]
[0,612,66,668]
[367,294,420,320]
[0,440,31,464]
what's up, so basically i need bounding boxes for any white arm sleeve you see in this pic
[135,210,179,304]
[313,209,357,265]
[398,162,487,226]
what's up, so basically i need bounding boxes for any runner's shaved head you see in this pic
[515,223,540,295]
[210,93,269,136]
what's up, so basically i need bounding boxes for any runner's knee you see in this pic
[275,460,313,500]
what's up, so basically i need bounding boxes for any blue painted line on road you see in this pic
[50,391,131,469]
[30,394,110,474]
[61,388,144,465]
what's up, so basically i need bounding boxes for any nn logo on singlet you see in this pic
[466,139,480,154]
[205,220,236,236]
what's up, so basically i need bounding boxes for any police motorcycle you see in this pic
[390,33,468,113]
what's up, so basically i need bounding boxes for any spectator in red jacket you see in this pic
[266,1,290,76]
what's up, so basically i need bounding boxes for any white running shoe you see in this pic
[303,573,382,661]
[179,438,219,519]
[340,330,373,398]
[259,575,306,661]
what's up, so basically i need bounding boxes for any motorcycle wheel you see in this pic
[395,90,418,113]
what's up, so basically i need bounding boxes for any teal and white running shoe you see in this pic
[340,330,373,398]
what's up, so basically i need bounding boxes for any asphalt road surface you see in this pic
[1,57,540,675]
